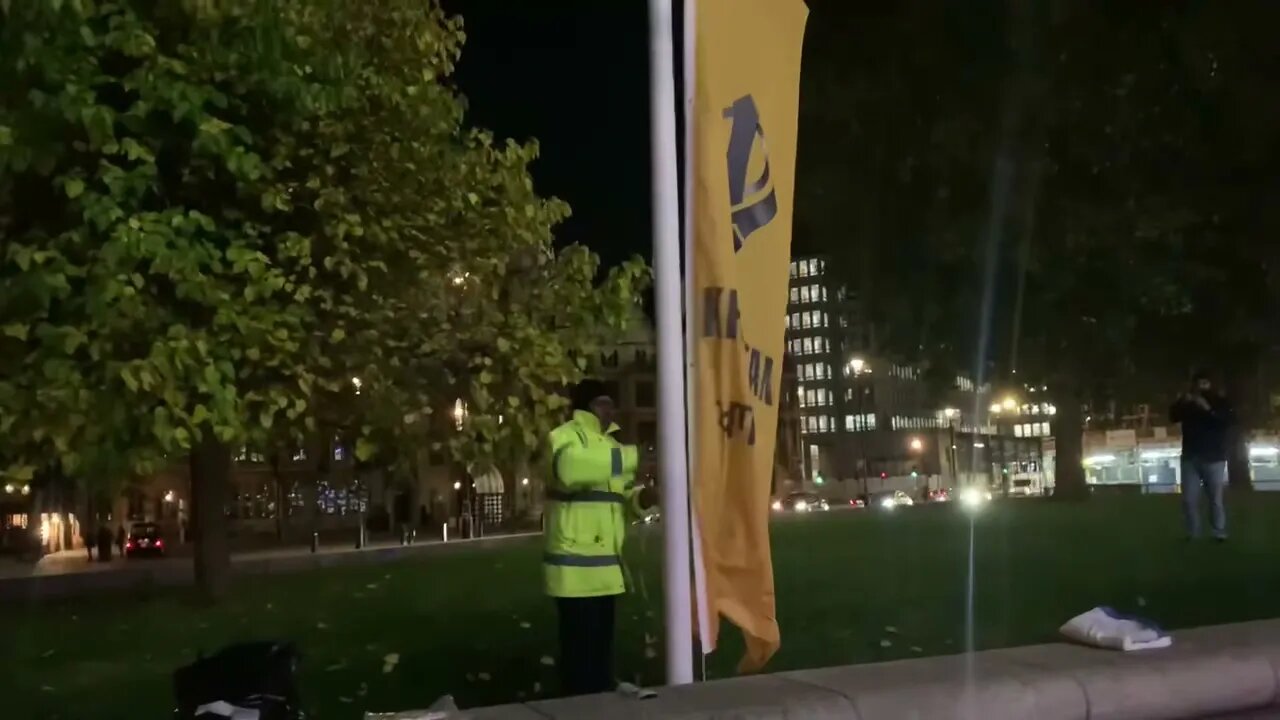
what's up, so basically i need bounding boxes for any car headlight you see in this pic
[959,487,987,509]
[771,500,783,511]
[879,497,896,510]
[795,500,808,512]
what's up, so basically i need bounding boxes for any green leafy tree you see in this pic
[1,0,645,598]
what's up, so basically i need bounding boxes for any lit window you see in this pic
[1038,422,1050,436]
[810,259,821,276]
[822,286,829,302]
[800,286,811,303]
[802,337,813,354]
[1014,424,1025,438]
[789,262,798,278]
[791,312,800,328]
[821,312,829,328]
[785,314,791,330]
[819,416,830,432]
[790,287,799,303]
[801,313,812,329]
[805,388,816,406]
[816,388,827,406]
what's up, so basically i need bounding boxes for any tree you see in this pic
[0,0,645,598]
[796,0,1280,497]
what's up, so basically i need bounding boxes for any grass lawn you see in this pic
[8,494,1280,719]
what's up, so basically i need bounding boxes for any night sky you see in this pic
[442,1,652,270]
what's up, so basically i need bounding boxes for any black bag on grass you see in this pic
[173,641,303,719]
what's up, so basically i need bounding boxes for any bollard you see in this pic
[399,524,407,546]
[442,522,448,543]
[311,531,319,553]
[355,522,365,550]
[410,528,416,544]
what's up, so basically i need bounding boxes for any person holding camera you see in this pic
[1169,369,1235,542]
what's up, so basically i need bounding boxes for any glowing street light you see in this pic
[989,402,1003,414]
[351,376,362,395]
[943,407,959,420]
[909,437,924,452]
[452,399,467,430]
[1001,396,1018,412]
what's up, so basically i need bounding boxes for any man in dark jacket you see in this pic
[1169,370,1234,541]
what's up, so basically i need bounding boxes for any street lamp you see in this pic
[848,356,867,376]
[351,376,362,395]
[452,399,467,430]
[1001,395,1018,412]
[909,437,923,452]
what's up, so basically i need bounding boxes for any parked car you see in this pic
[125,522,165,558]
[771,492,829,513]
[927,488,952,503]
[872,490,915,510]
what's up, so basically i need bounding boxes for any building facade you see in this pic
[785,255,1045,496]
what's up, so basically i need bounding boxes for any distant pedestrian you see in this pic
[115,525,126,558]
[81,523,94,561]
[1169,369,1234,541]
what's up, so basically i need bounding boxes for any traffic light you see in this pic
[814,474,825,486]
[879,472,888,479]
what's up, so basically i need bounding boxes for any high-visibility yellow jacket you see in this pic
[543,410,643,598]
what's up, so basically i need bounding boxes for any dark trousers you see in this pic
[556,595,616,696]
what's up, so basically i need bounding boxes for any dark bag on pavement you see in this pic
[173,641,303,719]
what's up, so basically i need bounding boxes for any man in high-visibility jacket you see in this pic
[545,379,656,696]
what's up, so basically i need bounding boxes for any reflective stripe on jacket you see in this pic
[543,410,642,597]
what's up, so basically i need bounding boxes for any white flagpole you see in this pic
[681,0,714,664]
[649,0,694,687]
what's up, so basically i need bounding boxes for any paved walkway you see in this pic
[0,531,538,601]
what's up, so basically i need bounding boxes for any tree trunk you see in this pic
[1225,363,1255,492]
[270,449,287,541]
[1052,392,1088,500]
[190,436,233,601]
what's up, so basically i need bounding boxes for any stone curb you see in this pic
[472,619,1280,719]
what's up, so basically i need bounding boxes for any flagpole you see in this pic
[682,0,714,664]
[649,0,694,687]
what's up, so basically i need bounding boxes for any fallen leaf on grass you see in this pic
[41,649,55,658]
[357,682,368,697]
[879,639,893,648]
[339,697,353,704]
[1137,596,1147,607]
[382,653,400,674]
[644,647,657,659]
[365,583,378,590]
[910,646,923,653]
[519,621,532,629]
[540,655,555,667]
[884,626,898,634]
[316,621,329,630]
[478,672,491,682]
[644,633,656,646]
[324,662,347,672]
[533,682,542,694]
[41,686,54,692]
[466,673,475,682]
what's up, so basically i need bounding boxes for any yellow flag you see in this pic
[691,0,807,673]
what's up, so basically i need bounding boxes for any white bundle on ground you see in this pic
[1060,606,1172,651]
